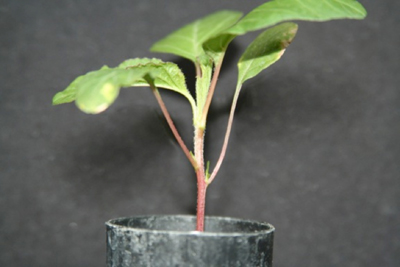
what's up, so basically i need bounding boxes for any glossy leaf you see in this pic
[151,10,242,62]
[237,22,298,86]
[227,0,367,35]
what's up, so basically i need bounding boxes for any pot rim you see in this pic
[105,214,275,237]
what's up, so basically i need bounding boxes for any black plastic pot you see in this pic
[106,215,274,267]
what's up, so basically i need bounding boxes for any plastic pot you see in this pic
[106,215,274,267]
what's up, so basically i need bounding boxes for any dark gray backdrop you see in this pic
[1,0,399,266]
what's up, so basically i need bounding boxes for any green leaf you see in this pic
[237,22,298,86]
[117,58,159,69]
[119,58,197,114]
[52,65,112,106]
[53,58,197,115]
[227,0,367,35]
[203,33,237,64]
[52,75,84,105]
[195,56,213,127]
[151,10,242,63]
[75,66,154,114]
[228,23,298,139]
[119,58,191,100]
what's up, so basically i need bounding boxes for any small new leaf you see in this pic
[151,10,242,63]
[227,0,367,35]
[237,22,298,86]
[195,56,213,127]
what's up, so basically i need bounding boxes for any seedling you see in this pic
[53,0,366,231]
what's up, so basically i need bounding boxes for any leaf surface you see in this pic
[52,65,112,106]
[53,58,196,114]
[75,66,153,114]
[227,0,367,35]
[52,75,84,105]
[119,58,196,113]
[203,33,237,64]
[237,22,298,86]
[151,10,242,62]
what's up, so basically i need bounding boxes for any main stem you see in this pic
[194,127,207,231]
[196,169,207,231]
[193,56,225,231]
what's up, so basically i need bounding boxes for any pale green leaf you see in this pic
[52,65,111,106]
[227,0,367,35]
[237,22,298,86]
[52,75,84,105]
[53,58,197,115]
[118,58,196,114]
[151,10,242,62]
[75,66,153,114]
[52,65,112,106]
[117,58,161,69]
[195,56,213,126]
[119,58,189,98]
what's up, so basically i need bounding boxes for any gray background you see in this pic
[1,0,399,266]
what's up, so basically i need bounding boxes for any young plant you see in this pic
[53,0,366,231]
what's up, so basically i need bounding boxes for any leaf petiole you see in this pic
[207,84,242,185]
[146,77,199,170]
[199,55,225,128]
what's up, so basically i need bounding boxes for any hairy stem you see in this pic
[207,84,242,185]
[194,127,206,231]
[196,169,207,231]
[150,85,198,170]
[194,55,225,231]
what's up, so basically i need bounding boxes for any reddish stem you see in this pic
[199,57,224,127]
[194,56,225,230]
[207,85,242,185]
[150,86,198,170]
[196,169,207,231]
[194,127,206,231]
